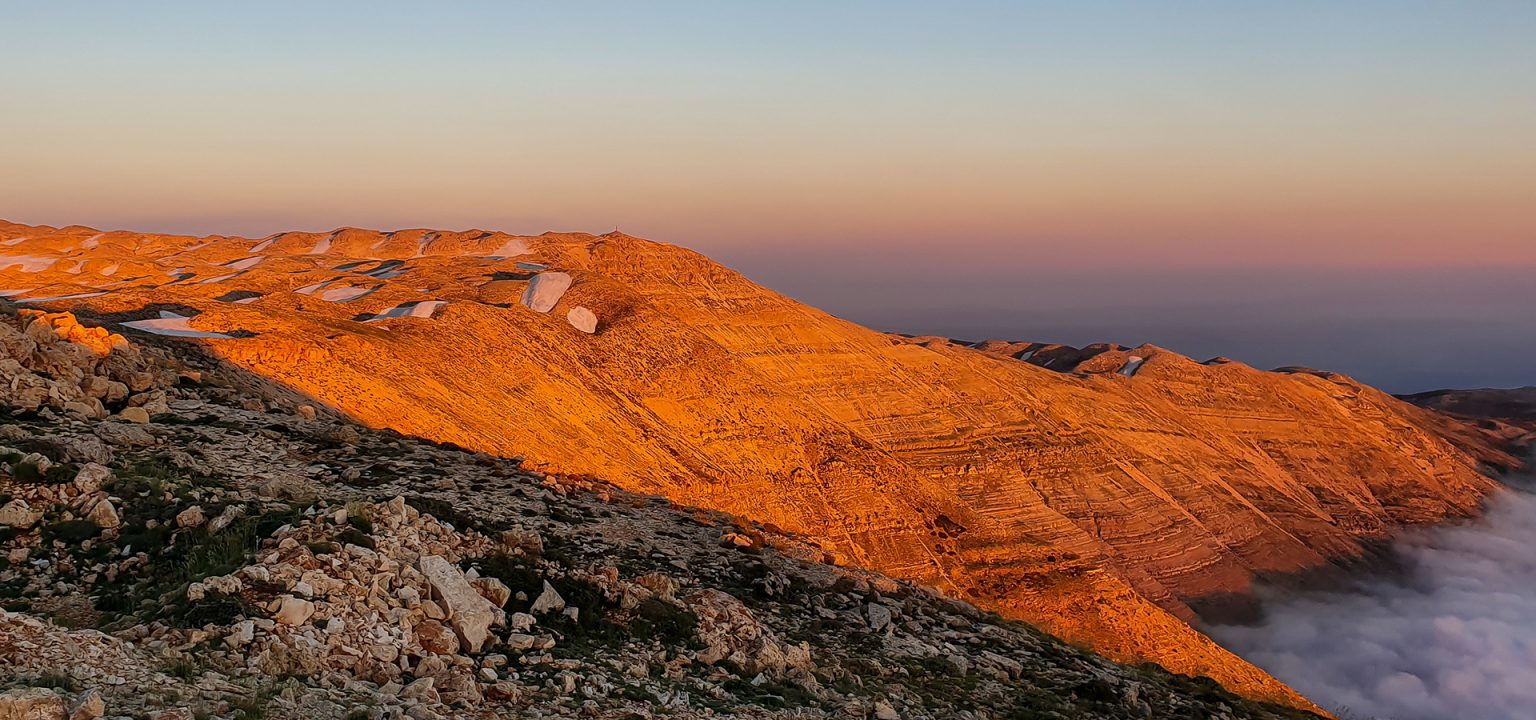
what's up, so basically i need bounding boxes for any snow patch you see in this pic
[490,238,530,257]
[520,272,572,313]
[357,260,409,279]
[309,232,336,255]
[295,279,337,296]
[358,300,447,322]
[0,256,58,273]
[250,235,279,252]
[320,284,377,303]
[1119,356,1145,377]
[120,311,234,338]
[566,306,598,334]
[224,256,266,270]
[99,263,119,277]
[15,291,109,304]
[80,233,103,249]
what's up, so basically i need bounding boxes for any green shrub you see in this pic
[631,597,698,646]
[42,519,101,543]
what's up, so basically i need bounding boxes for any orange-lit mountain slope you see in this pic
[1,219,1517,710]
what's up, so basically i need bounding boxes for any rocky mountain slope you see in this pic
[1401,386,1536,436]
[0,308,1322,719]
[0,219,1520,711]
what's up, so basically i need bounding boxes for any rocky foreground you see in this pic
[0,309,1321,719]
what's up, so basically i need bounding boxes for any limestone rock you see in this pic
[272,595,315,625]
[685,589,808,677]
[470,576,511,608]
[72,463,112,494]
[528,581,565,615]
[66,689,104,720]
[174,505,206,528]
[94,422,154,447]
[418,555,502,653]
[87,499,121,529]
[0,499,39,529]
[0,688,66,720]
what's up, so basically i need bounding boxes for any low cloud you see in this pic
[1208,486,1536,720]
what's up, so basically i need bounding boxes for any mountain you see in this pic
[0,219,1520,712]
[1401,386,1536,437]
[0,308,1324,720]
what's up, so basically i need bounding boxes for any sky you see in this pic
[2,1,1533,391]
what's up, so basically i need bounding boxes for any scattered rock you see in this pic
[66,689,104,720]
[174,505,206,528]
[528,581,565,615]
[272,595,315,625]
[0,687,66,720]
[87,498,121,529]
[0,499,40,529]
[419,555,502,653]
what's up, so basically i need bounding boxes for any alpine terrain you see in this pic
[0,219,1523,719]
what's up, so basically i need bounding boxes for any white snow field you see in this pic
[120,311,234,338]
[520,271,572,313]
[1120,356,1145,377]
[566,306,598,334]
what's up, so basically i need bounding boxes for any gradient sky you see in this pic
[3,2,1533,390]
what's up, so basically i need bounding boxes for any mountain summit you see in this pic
[0,220,1520,712]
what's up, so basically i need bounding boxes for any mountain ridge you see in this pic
[1,219,1521,712]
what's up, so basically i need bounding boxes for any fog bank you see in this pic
[1208,486,1536,720]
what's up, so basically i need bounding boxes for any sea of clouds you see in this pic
[1208,485,1536,720]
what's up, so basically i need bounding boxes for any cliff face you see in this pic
[0,220,1516,711]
